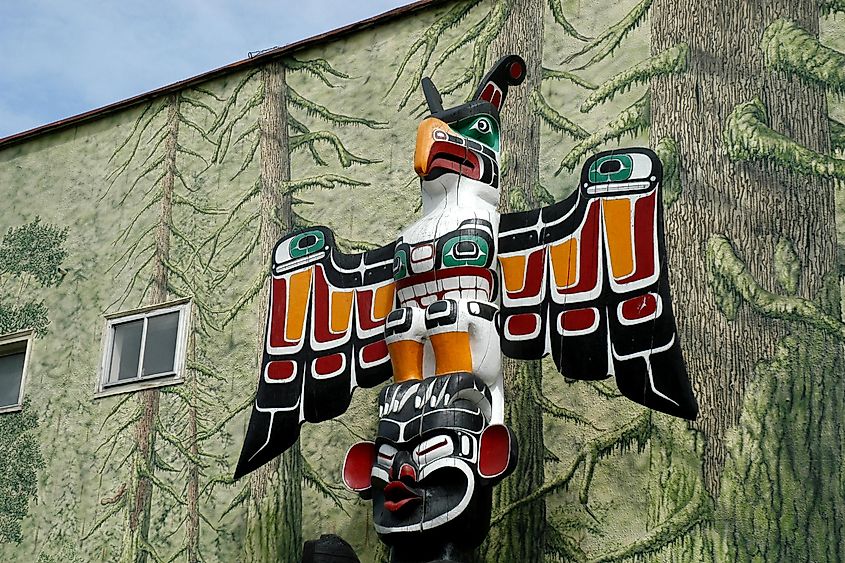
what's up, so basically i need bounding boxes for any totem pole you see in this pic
[234,55,698,563]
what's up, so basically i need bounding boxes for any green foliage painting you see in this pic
[0,218,67,546]
[0,400,43,544]
[0,219,68,335]
[0,0,843,561]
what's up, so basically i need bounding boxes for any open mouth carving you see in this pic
[383,481,422,513]
[426,141,481,181]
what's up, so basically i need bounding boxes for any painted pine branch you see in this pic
[724,98,845,179]
[284,56,350,88]
[491,412,652,525]
[654,136,682,207]
[830,117,845,151]
[290,131,381,167]
[542,67,597,90]
[557,94,650,174]
[822,0,845,16]
[301,455,351,513]
[532,89,590,140]
[544,522,588,561]
[580,43,688,112]
[288,87,386,128]
[589,486,709,562]
[762,19,845,95]
[438,0,511,100]
[386,0,483,108]
[563,0,652,70]
[706,234,845,339]
[547,0,591,41]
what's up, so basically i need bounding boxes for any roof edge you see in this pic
[0,0,444,150]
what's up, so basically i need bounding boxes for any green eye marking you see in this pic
[289,230,325,258]
[588,154,633,183]
[393,249,409,280]
[453,115,500,151]
[442,234,489,267]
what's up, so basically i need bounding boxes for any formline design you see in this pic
[236,54,697,562]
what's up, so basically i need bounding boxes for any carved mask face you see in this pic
[342,373,517,548]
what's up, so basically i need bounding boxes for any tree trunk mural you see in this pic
[207,55,383,561]
[478,1,545,562]
[652,0,835,495]
[242,60,302,563]
[121,93,179,563]
[92,85,225,562]
[650,0,845,560]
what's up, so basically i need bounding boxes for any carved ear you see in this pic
[478,424,518,480]
[342,441,375,495]
[472,55,527,111]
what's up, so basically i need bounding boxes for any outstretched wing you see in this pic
[235,227,396,478]
[498,148,698,419]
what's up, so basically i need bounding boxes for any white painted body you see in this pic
[397,174,504,423]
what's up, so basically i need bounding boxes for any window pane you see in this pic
[0,351,25,408]
[142,312,180,377]
[109,320,143,383]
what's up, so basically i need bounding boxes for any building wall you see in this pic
[0,1,843,561]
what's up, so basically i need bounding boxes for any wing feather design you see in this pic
[498,148,698,419]
[235,227,396,478]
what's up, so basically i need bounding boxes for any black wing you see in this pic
[234,227,397,478]
[497,148,697,419]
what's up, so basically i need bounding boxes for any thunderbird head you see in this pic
[413,55,526,209]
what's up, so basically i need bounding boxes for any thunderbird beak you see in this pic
[414,117,479,179]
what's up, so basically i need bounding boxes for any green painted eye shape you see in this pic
[393,249,409,280]
[442,234,489,267]
[472,118,492,134]
[289,230,325,258]
[453,115,499,151]
[588,155,633,183]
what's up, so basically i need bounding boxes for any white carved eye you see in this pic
[472,118,491,134]
[376,443,397,468]
[413,435,454,466]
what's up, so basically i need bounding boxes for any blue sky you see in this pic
[0,0,410,139]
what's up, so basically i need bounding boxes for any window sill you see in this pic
[93,374,183,400]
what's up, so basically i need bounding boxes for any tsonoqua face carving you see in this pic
[343,373,517,550]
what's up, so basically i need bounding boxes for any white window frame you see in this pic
[95,298,191,399]
[0,329,35,414]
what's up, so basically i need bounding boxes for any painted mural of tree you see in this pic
[0,403,42,547]
[0,218,67,546]
[205,56,383,563]
[86,88,231,563]
[385,1,638,561]
[566,0,845,560]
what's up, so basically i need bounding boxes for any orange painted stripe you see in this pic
[285,269,312,342]
[499,254,527,293]
[430,331,472,375]
[388,340,424,382]
[373,283,395,321]
[549,239,579,289]
[602,198,635,279]
[330,289,354,333]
